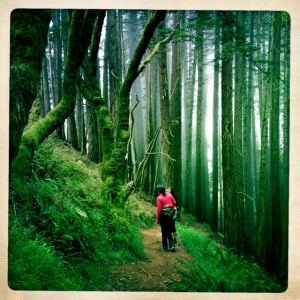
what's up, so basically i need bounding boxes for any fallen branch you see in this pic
[138,267,152,277]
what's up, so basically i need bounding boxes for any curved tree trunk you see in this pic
[100,11,166,204]
[10,10,98,195]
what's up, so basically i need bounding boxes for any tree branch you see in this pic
[138,26,178,75]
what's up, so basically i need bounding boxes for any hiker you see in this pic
[156,184,177,252]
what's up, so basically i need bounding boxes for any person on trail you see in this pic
[156,184,177,252]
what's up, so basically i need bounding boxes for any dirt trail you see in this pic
[108,224,193,291]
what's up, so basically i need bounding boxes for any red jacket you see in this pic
[156,192,176,223]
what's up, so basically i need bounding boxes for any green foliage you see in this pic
[8,218,83,290]
[125,193,157,228]
[173,223,285,292]
[9,136,145,290]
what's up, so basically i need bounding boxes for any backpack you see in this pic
[162,206,175,217]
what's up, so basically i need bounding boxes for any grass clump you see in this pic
[8,136,145,290]
[174,223,285,293]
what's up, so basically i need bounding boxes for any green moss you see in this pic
[9,136,146,290]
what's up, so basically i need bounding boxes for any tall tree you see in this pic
[221,12,245,253]
[280,12,290,283]
[158,19,172,188]
[100,11,167,203]
[52,10,65,139]
[269,11,282,276]
[195,13,210,223]
[107,10,122,126]
[9,9,52,165]
[256,12,272,266]
[85,12,107,163]
[242,12,256,254]
[211,12,220,232]
[170,11,182,208]
[182,11,197,213]
[233,11,246,252]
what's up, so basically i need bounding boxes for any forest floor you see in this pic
[106,211,221,292]
[107,224,193,291]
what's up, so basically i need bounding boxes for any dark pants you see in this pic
[160,211,174,250]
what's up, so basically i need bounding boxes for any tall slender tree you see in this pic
[158,19,172,188]
[269,11,282,276]
[211,12,220,232]
[234,11,246,252]
[195,13,210,223]
[170,11,182,208]
[221,12,245,253]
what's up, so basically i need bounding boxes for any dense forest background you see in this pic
[9,9,289,290]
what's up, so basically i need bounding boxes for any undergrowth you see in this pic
[9,135,285,292]
[8,136,148,291]
[173,223,286,292]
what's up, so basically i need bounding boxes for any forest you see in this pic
[8,9,289,292]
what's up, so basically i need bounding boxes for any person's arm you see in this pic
[156,197,161,224]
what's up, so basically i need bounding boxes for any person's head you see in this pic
[157,184,165,194]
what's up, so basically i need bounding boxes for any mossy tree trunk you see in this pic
[101,11,167,203]
[76,11,114,164]
[10,10,98,195]
[10,9,52,165]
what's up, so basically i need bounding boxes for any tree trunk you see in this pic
[9,9,52,165]
[211,12,220,232]
[158,19,172,188]
[221,12,241,252]
[86,101,100,163]
[75,86,87,154]
[234,11,246,253]
[269,11,282,277]
[195,14,209,223]
[170,11,182,209]
[183,11,197,213]
[101,11,166,204]
[67,110,79,149]
[52,10,65,139]
[42,55,51,117]
[11,10,98,196]
[256,13,272,264]
[280,12,289,283]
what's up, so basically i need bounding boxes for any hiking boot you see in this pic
[170,247,176,252]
